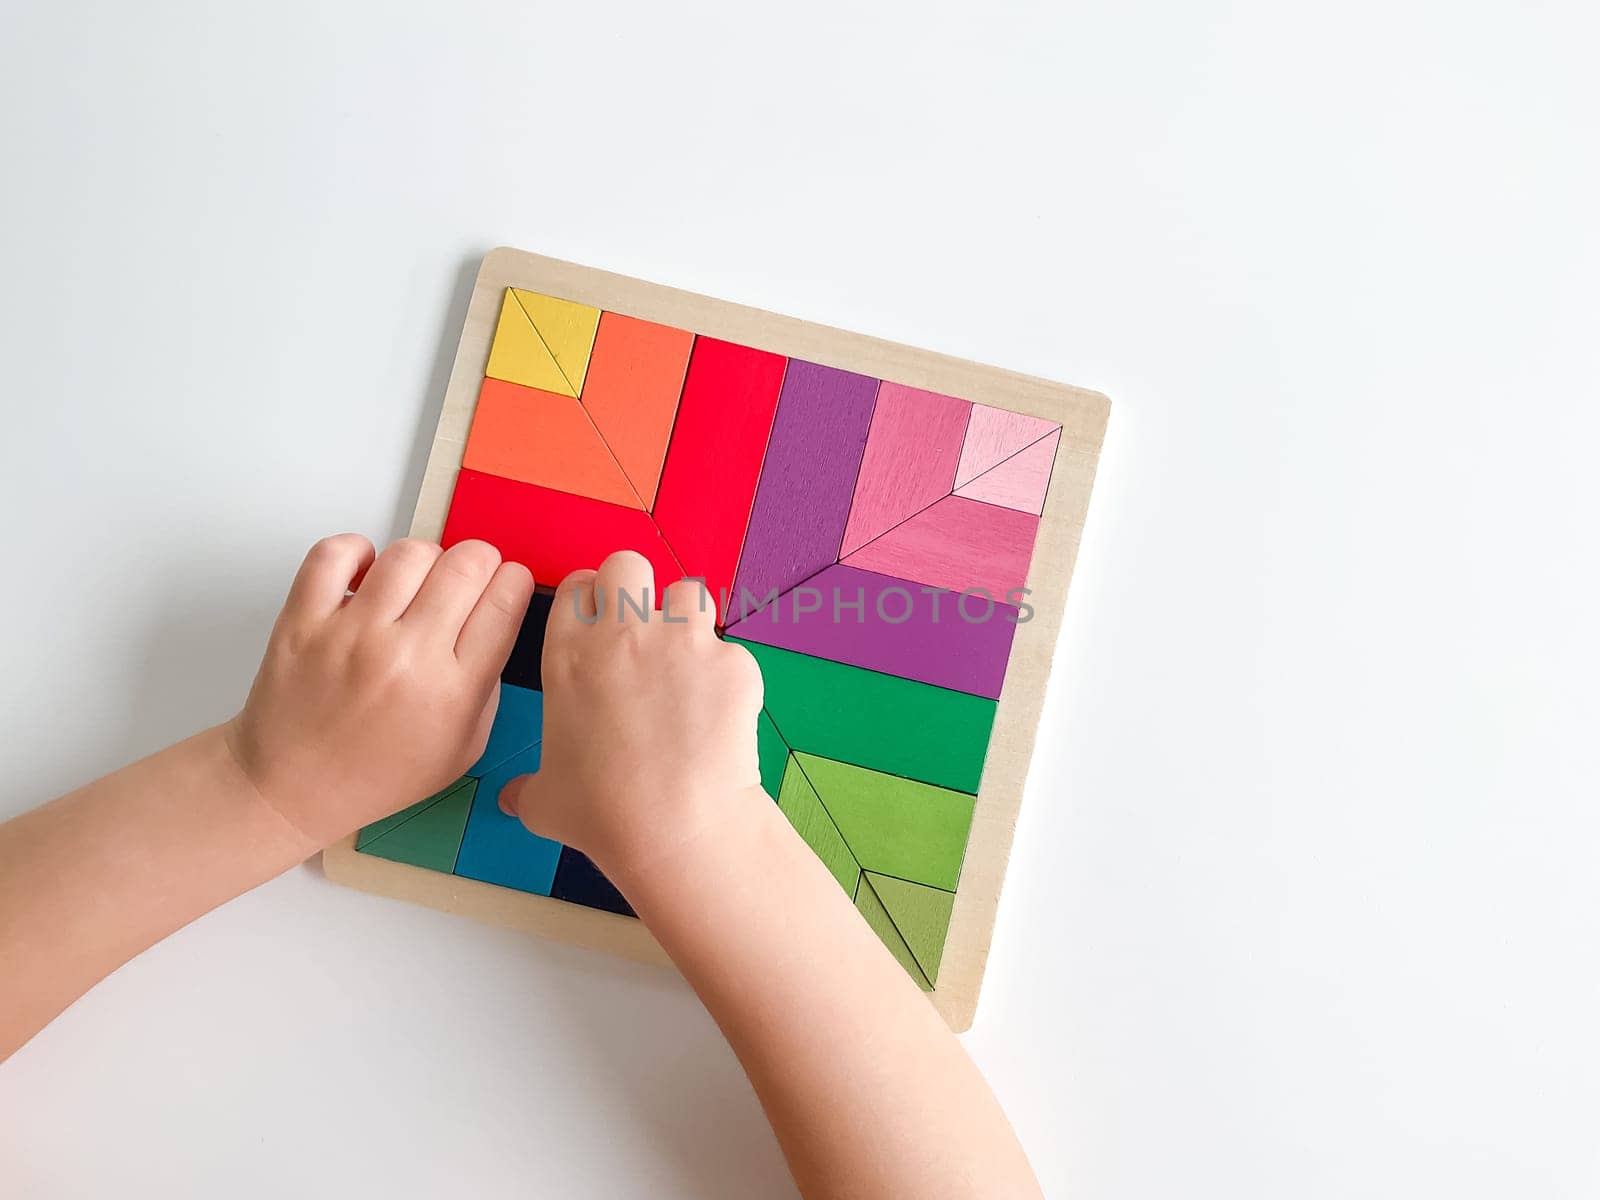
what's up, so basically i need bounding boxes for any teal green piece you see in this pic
[757,710,789,802]
[795,752,975,891]
[732,639,995,793]
[356,778,477,873]
[776,755,860,895]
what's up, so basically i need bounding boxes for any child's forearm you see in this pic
[0,725,312,1059]
[614,791,1043,1200]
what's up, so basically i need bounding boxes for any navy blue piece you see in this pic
[551,847,636,917]
[502,589,555,690]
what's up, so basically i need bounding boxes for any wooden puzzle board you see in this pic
[322,248,1110,1030]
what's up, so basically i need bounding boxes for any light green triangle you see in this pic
[794,753,975,891]
[777,755,859,895]
[511,288,600,396]
[863,872,955,985]
[356,777,476,873]
[757,710,789,802]
[856,874,932,990]
[484,290,572,395]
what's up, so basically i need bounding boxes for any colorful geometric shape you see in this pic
[855,873,932,990]
[841,494,1040,600]
[776,754,860,895]
[355,778,476,873]
[794,752,974,891]
[442,468,683,597]
[757,709,789,802]
[453,743,561,895]
[468,682,544,777]
[954,406,1059,488]
[841,384,971,556]
[863,872,955,985]
[652,337,787,607]
[954,428,1060,514]
[728,360,877,621]
[551,848,634,917]
[735,640,995,793]
[724,563,1019,698]
[485,288,600,398]
[462,377,642,508]
[501,590,555,691]
[579,313,694,508]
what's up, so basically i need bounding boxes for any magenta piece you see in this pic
[724,563,1020,699]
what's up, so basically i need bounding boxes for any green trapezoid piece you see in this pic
[863,872,955,986]
[730,639,996,793]
[794,752,975,891]
[776,754,859,895]
[757,709,789,802]
[856,873,932,990]
[356,777,477,873]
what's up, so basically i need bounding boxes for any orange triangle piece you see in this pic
[462,378,644,509]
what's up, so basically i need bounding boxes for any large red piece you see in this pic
[651,337,787,610]
[442,468,684,598]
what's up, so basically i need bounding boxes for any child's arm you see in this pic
[504,552,1043,1200]
[0,534,533,1059]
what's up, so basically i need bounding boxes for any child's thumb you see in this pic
[498,774,538,821]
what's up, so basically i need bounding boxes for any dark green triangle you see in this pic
[356,777,476,873]
[757,709,788,802]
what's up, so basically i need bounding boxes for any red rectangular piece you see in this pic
[443,468,684,598]
[651,337,787,610]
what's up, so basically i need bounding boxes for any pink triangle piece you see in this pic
[840,384,971,557]
[953,429,1060,514]
[841,495,1040,599]
[954,407,1059,489]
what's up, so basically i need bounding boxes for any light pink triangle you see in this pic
[954,407,1059,488]
[954,430,1060,514]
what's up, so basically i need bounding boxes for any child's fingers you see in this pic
[455,561,534,673]
[346,539,442,622]
[663,577,717,630]
[283,534,376,623]
[402,540,502,637]
[593,550,655,619]
[547,569,599,632]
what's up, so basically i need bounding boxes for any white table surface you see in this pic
[2,2,1597,1196]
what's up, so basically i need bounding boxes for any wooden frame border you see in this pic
[322,248,1110,1030]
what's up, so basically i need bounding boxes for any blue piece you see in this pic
[551,847,635,917]
[453,742,561,895]
[468,683,544,777]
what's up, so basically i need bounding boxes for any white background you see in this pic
[1,1,1597,1196]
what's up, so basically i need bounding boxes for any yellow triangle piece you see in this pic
[485,290,570,395]
[511,289,600,397]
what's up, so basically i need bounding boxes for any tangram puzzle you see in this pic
[324,250,1108,1029]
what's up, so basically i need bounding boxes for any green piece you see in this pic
[355,777,476,873]
[863,872,956,986]
[733,639,995,793]
[776,755,860,895]
[757,710,789,802]
[856,874,932,990]
[796,753,975,891]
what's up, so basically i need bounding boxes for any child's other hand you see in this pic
[226,535,534,849]
[500,551,765,885]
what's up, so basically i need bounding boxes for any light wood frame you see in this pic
[322,248,1110,1031]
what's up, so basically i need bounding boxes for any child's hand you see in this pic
[225,534,534,849]
[500,551,765,884]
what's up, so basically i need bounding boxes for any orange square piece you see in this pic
[579,313,694,507]
[461,377,642,509]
